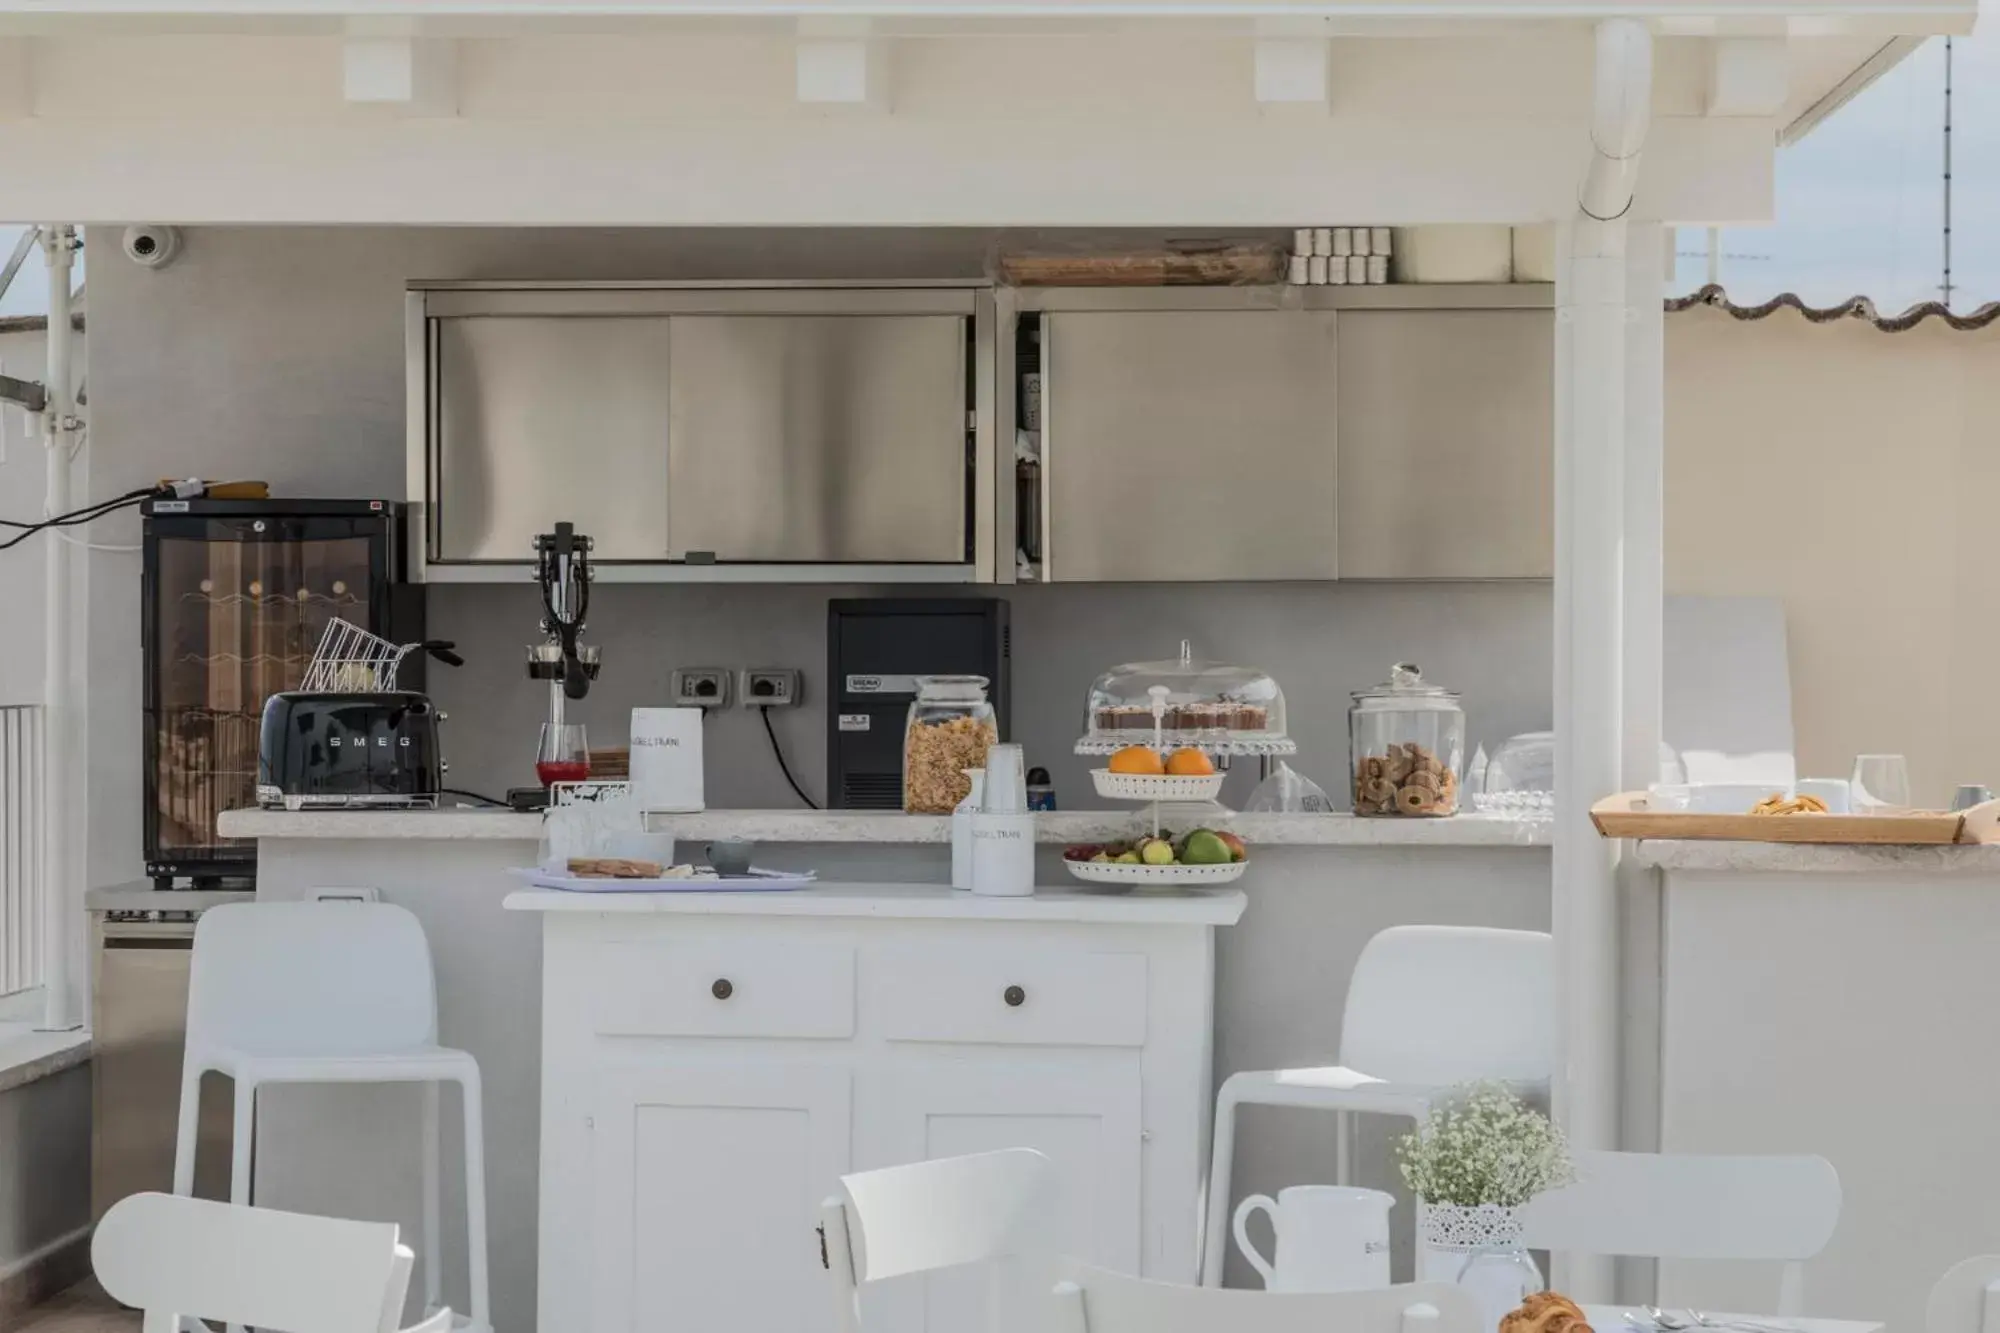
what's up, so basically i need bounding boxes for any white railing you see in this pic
[0,704,45,998]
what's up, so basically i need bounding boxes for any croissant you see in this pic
[1500,1291,1595,1333]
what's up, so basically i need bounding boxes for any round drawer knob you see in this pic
[712,978,734,1000]
[1003,985,1026,1008]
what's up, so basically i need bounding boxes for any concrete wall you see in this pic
[0,1063,91,1304]
[1664,306,2000,807]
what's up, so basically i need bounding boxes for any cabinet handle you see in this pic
[1003,985,1025,1007]
[712,978,733,1000]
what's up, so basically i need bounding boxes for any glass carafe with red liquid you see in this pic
[536,722,591,787]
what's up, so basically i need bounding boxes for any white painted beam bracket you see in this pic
[796,19,890,110]
[343,36,458,115]
[1706,36,1789,118]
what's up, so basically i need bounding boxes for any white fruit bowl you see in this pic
[1064,859,1247,888]
[1090,769,1227,803]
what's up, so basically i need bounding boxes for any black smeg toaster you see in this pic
[256,691,445,810]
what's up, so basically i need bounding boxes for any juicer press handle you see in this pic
[419,641,464,669]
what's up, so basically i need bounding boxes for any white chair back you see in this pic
[94,1191,413,1333]
[188,901,438,1058]
[1049,1257,1484,1333]
[822,1148,1052,1333]
[1925,1255,2000,1333]
[1519,1149,1841,1315]
[1338,925,1557,1087]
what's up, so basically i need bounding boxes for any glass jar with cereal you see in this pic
[1350,663,1464,817]
[904,675,998,814]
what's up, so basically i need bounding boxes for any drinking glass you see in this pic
[1850,754,1912,814]
[536,723,591,788]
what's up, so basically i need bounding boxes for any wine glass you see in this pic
[1850,754,1911,815]
[536,723,591,789]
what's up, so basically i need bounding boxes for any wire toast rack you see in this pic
[299,618,422,693]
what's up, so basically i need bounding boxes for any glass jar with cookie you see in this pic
[1350,663,1464,817]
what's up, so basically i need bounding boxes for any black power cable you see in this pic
[0,486,160,551]
[759,705,819,810]
[440,786,509,808]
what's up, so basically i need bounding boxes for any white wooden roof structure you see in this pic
[0,1,1975,225]
[0,1,1976,1299]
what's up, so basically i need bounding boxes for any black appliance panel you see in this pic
[827,598,1011,810]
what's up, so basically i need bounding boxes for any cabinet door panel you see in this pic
[1044,310,1339,581]
[861,1061,1142,1333]
[591,1063,852,1333]
[1336,308,1554,577]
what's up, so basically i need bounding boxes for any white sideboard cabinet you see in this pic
[509,885,1246,1333]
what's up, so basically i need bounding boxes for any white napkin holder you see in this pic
[630,707,705,813]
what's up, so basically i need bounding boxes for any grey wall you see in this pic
[86,226,1551,882]
[429,580,1553,809]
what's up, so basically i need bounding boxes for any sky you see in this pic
[1,13,1995,318]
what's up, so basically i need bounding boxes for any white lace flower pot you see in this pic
[1418,1203,1543,1332]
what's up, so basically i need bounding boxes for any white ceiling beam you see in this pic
[796,18,889,110]
[1705,35,1789,116]
[0,38,27,118]
[343,35,458,115]
[1254,35,1330,109]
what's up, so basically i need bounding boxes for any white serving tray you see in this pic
[1090,769,1228,803]
[1063,859,1247,888]
[511,866,817,894]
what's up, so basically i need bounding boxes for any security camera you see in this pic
[122,226,182,270]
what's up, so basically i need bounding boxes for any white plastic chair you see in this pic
[1052,1256,1484,1333]
[1202,925,1557,1284]
[1518,1149,1842,1316]
[172,901,490,1333]
[94,1191,456,1333]
[1925,1256,2000,1333]
[821,1148,1054,1333]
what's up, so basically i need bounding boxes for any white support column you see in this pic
[1553,18,1651,1301]
[39,225,81,1033]
[1622,223,1665,798]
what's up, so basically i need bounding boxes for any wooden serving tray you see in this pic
[1590,791,2000,845]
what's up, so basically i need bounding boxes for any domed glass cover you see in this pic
[1077,640,1292,755]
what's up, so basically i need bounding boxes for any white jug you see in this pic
[1233,1186,1394,1292]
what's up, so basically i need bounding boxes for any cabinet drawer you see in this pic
[870,946,1148,1048]
[591,938,855,1039]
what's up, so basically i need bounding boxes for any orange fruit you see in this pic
[1165,748,1216,776]
[1108,745,1167,776]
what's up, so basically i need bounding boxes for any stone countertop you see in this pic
[504,881,1250,925]
[1637,839,2000,874]
[219,806,1553,847]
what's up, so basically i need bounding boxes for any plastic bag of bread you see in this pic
[1244,760,1334,814]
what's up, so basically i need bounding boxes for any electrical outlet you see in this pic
[672,667,733,710]
[743,668,803,709]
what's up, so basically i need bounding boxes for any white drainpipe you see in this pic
[39,225,81,1033]
[1553,17,1650,1297]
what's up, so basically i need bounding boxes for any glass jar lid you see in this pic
[1352,662,1460,713]
[914,674,989,702]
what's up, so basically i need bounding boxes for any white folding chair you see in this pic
[821,1148,1054,1333]
[1926,1256,2000,1333]
[1519,1149,1842,1316]
[1052,1256,1484,1333]
[1203,925,1557,1284]
[172,901,490,1333]
[93,1191,457,1333]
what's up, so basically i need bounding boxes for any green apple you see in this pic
[1140,838,1176,866]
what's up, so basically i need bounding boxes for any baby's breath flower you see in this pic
[1396,1081,1573,1208]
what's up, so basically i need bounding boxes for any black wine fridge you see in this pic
[141,498,420,888]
